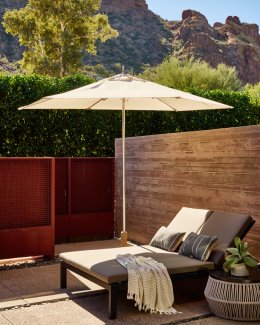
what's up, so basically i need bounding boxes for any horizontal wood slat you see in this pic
[115,125,260,259]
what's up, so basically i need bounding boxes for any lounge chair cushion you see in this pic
[178,232,218,261]
[150,226,185,251]
[167,207,212,239]
[60,245,215,284]
[197,210,254,266]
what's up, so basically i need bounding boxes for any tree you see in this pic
[3,0,118,76]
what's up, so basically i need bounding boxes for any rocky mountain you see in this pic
[169,10,260,84]
[85,0,173,72]
[0,1,259,84]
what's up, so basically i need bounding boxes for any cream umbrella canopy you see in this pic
[19,73,232,245]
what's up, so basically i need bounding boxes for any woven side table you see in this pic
[204,269,260,321]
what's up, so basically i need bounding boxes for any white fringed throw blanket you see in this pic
[116,254,179,314]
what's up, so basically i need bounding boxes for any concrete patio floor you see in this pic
[0,240,250,324]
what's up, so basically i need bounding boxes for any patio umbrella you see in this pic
[19,73,232,245]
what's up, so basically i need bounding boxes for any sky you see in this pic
[146,0,260,27]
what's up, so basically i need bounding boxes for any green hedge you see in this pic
[0,73,122,157]
[0,74,259,157]
[173,88,260,132]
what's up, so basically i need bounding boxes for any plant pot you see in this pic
[231,263,249,277]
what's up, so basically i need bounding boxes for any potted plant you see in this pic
[223,237,259,276]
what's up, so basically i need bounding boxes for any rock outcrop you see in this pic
[169,10,260,84]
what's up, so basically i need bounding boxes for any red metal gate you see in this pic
[55,158,114,242]
[0,158,55,259]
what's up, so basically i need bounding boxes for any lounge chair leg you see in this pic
[108,283,118,319]
[60,261,67,289]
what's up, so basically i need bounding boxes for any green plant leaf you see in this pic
[226,247,239,256]
[234,237,241,249]
[242,241,248,251]
[244,256,259,268]
[248,252,258,260]
[240,241,249,255]
[225,254,236,261]
[223,256,241,272]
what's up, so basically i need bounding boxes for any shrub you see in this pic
[243,82,260,104]
[141,56,242,91]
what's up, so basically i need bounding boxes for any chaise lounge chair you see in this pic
[59,207,255,319]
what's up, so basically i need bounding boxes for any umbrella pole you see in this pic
[121,98,128,246]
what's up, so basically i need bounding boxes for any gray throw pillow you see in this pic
[178,232,218,261]
[150,226,185,252]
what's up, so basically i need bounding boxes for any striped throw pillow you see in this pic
[178,232,218,261]
[150,226,185,252]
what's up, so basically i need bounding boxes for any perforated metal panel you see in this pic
[0,158,55,259]
[0,158,52,230]
[55,158,114,241]
[71,158,114,213]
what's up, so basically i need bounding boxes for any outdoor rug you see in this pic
[0,263,215,325]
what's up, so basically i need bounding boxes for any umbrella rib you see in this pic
[156,98,178,111]
[85,98,106,109]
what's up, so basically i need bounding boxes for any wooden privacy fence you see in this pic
[115,125,260,260]
[0,157,114,260]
